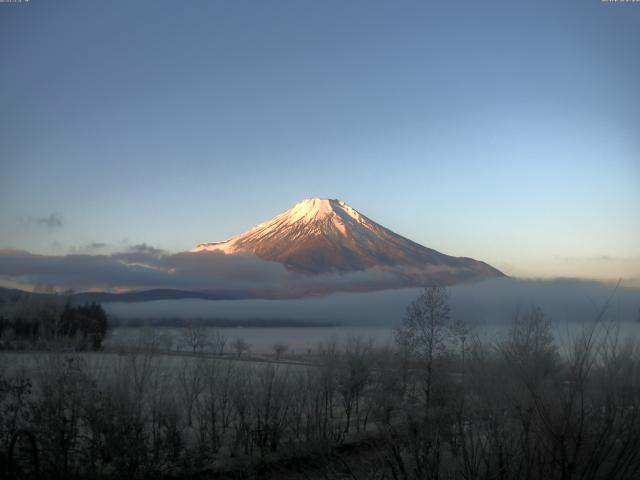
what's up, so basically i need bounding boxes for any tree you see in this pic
[232,338,250,358]
[210,330,228,355]
[0,294,64,345]
[395,286,462,409]
[59,302,108,350]
[337,336,372,432]
[177,358,205,427]
[181,323,209,353]
[272,343,288,360]
[500,306,559,384]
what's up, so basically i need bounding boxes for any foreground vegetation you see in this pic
[1,287,640,479]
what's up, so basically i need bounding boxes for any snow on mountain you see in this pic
[193,198,504,285]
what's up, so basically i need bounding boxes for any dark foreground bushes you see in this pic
[1,287,640,479]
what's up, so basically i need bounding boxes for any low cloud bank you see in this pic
[0,247,491,295]
[0,247,291,291]
[1,249,637,327]
[449,277,639,326]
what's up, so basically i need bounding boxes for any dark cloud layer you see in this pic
[0,246,484,295]
[0,247,290,291]
[0,246,423,295]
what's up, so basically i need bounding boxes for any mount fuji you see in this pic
[194,198,503,286]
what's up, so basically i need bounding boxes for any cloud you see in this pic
[17,213,64,230]
[110,243,167,263]
[555,254,637,263]
[1,247,637,318]
[86,242,108,250]
[67,242,109,254]
[0,248,291,292]
[1,247,638,326]
[37,213,63,229]
[0,246,483,295]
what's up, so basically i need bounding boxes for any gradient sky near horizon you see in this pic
[1,0,639,284]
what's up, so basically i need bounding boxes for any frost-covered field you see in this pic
[103,320,640,355]
[104,325,395,354]
[0,349,303,380]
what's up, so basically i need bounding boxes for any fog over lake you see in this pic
[104,322,640,355]
[103,278,640,353]
[104,278,640,326]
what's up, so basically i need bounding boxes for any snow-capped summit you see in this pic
[193,198,503,282]
[193,198,502,283]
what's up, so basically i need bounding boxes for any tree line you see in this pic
[0,295,108,351]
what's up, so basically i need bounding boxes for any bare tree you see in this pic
[229,366,253,455]
[195,358,235,454]
[251,365,292,455]
[500,305,559,384]
[232,338,250,358]
[181,323,210,353]
[177,358,205,428]
[272,343,289,360]
[395,286,462,409]
[315,338,340,441]
[337,336,372,433]
[210,329,228,355]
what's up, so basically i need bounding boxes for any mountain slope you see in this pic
[193,198,503,282]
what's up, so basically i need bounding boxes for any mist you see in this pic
[104,277,640,326]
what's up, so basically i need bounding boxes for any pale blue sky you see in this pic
[1,0,638,283]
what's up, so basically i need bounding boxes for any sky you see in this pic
[1,0,639,286]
